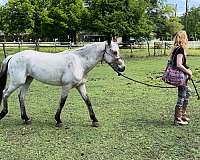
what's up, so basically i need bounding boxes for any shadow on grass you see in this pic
[136,118,174,127]
[123,117,176,129]
[0,116,99,131]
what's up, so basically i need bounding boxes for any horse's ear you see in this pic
[107,35,111,46]
[107,39,111,46]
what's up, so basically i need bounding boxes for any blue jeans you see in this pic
[176,85,191,107]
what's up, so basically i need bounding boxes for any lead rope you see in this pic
[115,70,200,100]
[115,70,176,88]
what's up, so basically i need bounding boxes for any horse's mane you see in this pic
[70,42,105,56]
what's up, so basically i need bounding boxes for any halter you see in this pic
[101,44,122,64]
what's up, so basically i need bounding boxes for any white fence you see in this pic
[1,41,200,49]
[141,41,200,49]
[0,41,84,48]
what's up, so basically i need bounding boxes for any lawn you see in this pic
[0,49,200,159]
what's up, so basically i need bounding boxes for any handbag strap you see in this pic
[170,46,180,67]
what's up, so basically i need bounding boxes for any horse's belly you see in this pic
[30,68,63,86]
[34,76,62,86]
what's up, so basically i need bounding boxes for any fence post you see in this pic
[69,41,72,49]
[146,40,150,56]
[18,42,21,52]
[54,41,57,52]
[130,43,133,53]
[35,41,39,51]
[2,43,7,58]
[164,42,167,55]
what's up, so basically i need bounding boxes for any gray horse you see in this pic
[0,41,125,127]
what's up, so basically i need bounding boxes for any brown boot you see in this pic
[174,106,188,125]
[182,106,190,122]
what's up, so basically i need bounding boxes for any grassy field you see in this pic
[0,49,200,159]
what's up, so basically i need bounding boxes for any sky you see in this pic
[166,0,200,16]
[0,0,6,5]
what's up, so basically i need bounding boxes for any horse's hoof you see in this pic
[92,121,99,127]
[56,123,63,128]
[0,110,8,120]
[24,119,32,125]
[65,126,70,129]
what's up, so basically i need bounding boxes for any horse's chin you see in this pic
[110,64,125,73]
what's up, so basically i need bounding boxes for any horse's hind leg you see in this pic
[77,84,99,127]
[55,85,69,127]
[18,76,33,124]
[0,83,20,119]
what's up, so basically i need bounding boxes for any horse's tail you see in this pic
[0,55,12,102]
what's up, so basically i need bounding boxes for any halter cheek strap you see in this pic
[101,45,122,64]
[101,46,106,64]
[101,45,110,64]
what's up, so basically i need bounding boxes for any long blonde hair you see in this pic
[173,30,188,49]
[170,31,188,58]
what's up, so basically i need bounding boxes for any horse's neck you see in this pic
[78,42,105,72]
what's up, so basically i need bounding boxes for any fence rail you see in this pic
[1,41,200,48]
[0,41,84,48]
[119,41,200,49]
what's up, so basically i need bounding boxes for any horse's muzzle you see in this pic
[117,65,125,72]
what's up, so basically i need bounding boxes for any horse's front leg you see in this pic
[77,84,99,127]
[55,86,69,127]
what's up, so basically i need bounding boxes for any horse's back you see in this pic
[8,50,84,86]
[9,50,67,71]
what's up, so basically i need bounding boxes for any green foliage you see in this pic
[0,0,199,41]
[41,7,68,40]
[3,0,34,37]
[86,0,153,38]
[63,0,86,42]
[29,0,51,40]
[165,17,184,39]
[147,1,183,40]
[196,22,200,39]
[0,5,4,31]
[186,7,200,40]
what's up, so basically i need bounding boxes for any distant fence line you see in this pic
[119,41,200,49]
[1,41,200,58]
[1,41,84,58]
[0,41,84,48]
[1,40,200,47]
[1,41,200,49]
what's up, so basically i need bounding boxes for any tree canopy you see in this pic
[0,0,199,41]
[184,7,200,40]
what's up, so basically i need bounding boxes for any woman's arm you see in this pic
[177,54,192,79]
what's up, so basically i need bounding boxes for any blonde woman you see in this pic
[171,31,192,125]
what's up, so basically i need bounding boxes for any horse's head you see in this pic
[103,41,125,73]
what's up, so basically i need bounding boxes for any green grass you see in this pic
[1,49,200,159]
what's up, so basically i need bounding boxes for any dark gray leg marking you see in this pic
[18,92,30,122]
[55,96,67,127]
[0,84,20,120]
[0,92,8,119]
[18,76,33,124]
[77,84,99,127]
[84,95,98,123]
[55,85,71,127]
